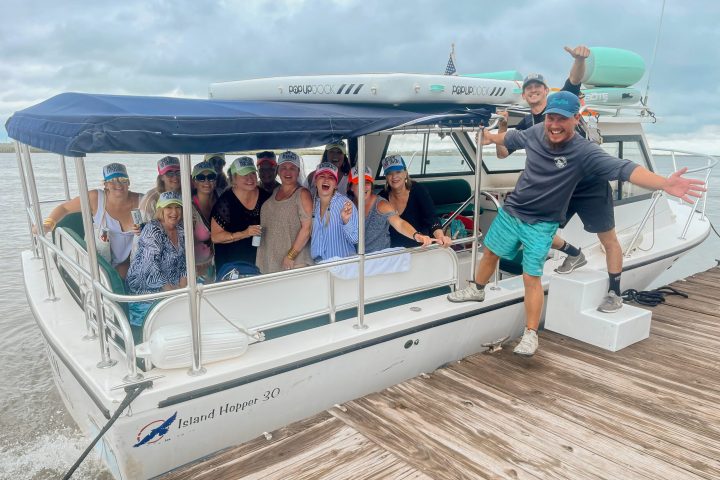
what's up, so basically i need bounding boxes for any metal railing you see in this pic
[624,149,718,256]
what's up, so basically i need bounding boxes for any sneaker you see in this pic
[555,250,587,274]
[447,282,485,303]
[597,291,623,313]
[513,328,538,357]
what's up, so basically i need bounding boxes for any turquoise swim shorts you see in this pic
[483,208,559,277]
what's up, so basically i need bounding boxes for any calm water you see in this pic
[0,152,718,479]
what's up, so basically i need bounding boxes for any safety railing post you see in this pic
[179,154,205,376]
[354,136,368,330]
[73,156,117,369]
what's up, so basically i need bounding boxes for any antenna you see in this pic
[642,0,666,106]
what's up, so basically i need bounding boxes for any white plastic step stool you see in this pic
[545,269,651,352]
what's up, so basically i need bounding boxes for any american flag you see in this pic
[444,55,457,75]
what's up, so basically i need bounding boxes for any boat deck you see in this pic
[162,267,720,480]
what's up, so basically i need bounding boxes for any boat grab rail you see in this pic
[625,149,717,255]
[440,190,502,231]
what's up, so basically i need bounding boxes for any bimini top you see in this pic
[5,92,491,157]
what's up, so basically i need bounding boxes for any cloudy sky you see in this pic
[1,0,718,153]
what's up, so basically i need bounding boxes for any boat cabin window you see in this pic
[384,133,473,177]
[600,136,653,201]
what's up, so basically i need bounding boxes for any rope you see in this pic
[621,286,687,307]
[63,380,153,479]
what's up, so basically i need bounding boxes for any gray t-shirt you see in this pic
[503,124,639,224]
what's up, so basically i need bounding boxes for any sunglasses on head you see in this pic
[164,170,181,178]
[107,177,129,184]
[194,173,217,182]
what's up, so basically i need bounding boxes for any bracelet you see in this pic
[43,217,57,231]
[412,231,419,241]
[287,248,298,260]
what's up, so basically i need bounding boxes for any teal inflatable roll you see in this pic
[581,47,645,88]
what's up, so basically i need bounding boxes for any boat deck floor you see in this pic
[162,267,720,480]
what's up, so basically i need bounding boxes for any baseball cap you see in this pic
[157,156,180,175]
[103,163,129,181]
[349,165,374,184]
[314,162,338,182]
[545,91,581,118]
[325,141,347,155]
[156,191,183,209]
[229,156,257,176]
[256,151,277,168]
[192,161,215,178]
[522,73,548,90]
[381,154,406,175]
[277,150,302,169]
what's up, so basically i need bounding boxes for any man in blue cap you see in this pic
[497,45,626,313]
[448,91,705,357]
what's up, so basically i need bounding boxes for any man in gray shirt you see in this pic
[448,91,704,357]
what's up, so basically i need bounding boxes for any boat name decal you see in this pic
[288,84,364,95]
[451,85,507,97]
[134,411,177,447]
[135,388,282,444]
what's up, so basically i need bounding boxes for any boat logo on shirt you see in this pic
[554,157,568,169]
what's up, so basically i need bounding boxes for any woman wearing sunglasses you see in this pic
[138,156,183,222]
[191,161,218,282]
[41,162,142,279]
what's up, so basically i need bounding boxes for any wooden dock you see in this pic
[163,267,720,480]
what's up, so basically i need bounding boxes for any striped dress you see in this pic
[310,193,358,262]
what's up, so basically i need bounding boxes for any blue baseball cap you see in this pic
[381,155,406,175]
[102,162,128,181]
[545,91,581,118]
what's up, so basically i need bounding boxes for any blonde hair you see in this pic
[155,204,182,221]
[383,170,412,193]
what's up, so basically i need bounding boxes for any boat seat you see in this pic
[141,247,459,368]
[53,217,128,306]
[422,179,475,217]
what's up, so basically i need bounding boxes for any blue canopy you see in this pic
[5,92,492,156]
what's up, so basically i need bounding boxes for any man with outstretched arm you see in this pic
[498,45,627,313]
[448,91,704,357]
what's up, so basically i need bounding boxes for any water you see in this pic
[0,152,718,479]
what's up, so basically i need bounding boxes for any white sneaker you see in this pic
[447,282,485,303]
[513,328,538,357]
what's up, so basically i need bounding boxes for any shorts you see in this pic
[560,181,615,233]
[484,209,558,277]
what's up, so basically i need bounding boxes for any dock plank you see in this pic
[164,267,720,480]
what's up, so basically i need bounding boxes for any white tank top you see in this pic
[93,189,134,266]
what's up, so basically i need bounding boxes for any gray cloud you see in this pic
[1,0,718,151]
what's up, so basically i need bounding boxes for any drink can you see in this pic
[252,235,261,247]
[131,208,143,226]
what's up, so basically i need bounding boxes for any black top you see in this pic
[514,79,581,132]
[211,188,271,269]
[380,182,441,248]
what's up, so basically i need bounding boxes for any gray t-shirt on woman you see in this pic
[503,124,638,224]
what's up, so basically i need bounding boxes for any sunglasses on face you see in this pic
[194,173,217,182]
[106,177,129,185]
[164,170,181,178]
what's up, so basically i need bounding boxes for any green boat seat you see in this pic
[422,179,475,217]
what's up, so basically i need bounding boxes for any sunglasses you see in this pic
[106,177,129,184]
[164,170,181,178]
[194,173,217,182]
